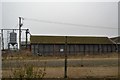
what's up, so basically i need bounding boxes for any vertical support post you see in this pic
[79,45,80,54]
[99,44,101,54]
[19,17,23,50]
[68,45,70,54]
[111,45,112,52]
[33,45,35,54]
[19,17,21,50]
[53,44,55,56]
[93,45,94,54]
[102,44,103,53]
[84,44,85,55]
[1,29,4,50]
[38,44,39,53]
[106,44,108,53]
[26,29,29,49]
[74,44,76,55]
[8,43,9,50]
[64,36,67,78]
[115,43,118,53]
[43,44,45,56]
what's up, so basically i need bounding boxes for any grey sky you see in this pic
[0,2,2,28]
[1,2,119,38]
[118,2,120,36]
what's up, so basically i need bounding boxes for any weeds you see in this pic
[9,62,46,79]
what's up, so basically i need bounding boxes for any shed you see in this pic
[30,35,116,55]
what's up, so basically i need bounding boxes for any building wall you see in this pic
[31,44,117,55]
[118,44,120,52]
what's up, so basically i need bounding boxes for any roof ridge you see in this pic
[31,35,108,38]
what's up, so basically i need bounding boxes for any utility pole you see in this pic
[19,17,23,50]
[64,36,67,78]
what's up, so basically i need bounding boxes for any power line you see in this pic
[24,17,118,30]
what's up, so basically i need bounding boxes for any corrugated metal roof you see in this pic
[30,36,65,44]
[30,35,115,44]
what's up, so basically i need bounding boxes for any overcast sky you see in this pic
[0,2,2,28]
[1,0,119,38]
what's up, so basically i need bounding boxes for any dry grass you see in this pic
[2,50,119,78]
[2,50,118,60]
[2,67,118,78]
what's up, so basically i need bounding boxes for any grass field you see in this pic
[2,67,118,78]
[2,50,119,79]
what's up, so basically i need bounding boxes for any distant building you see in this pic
[30,35,117,56]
